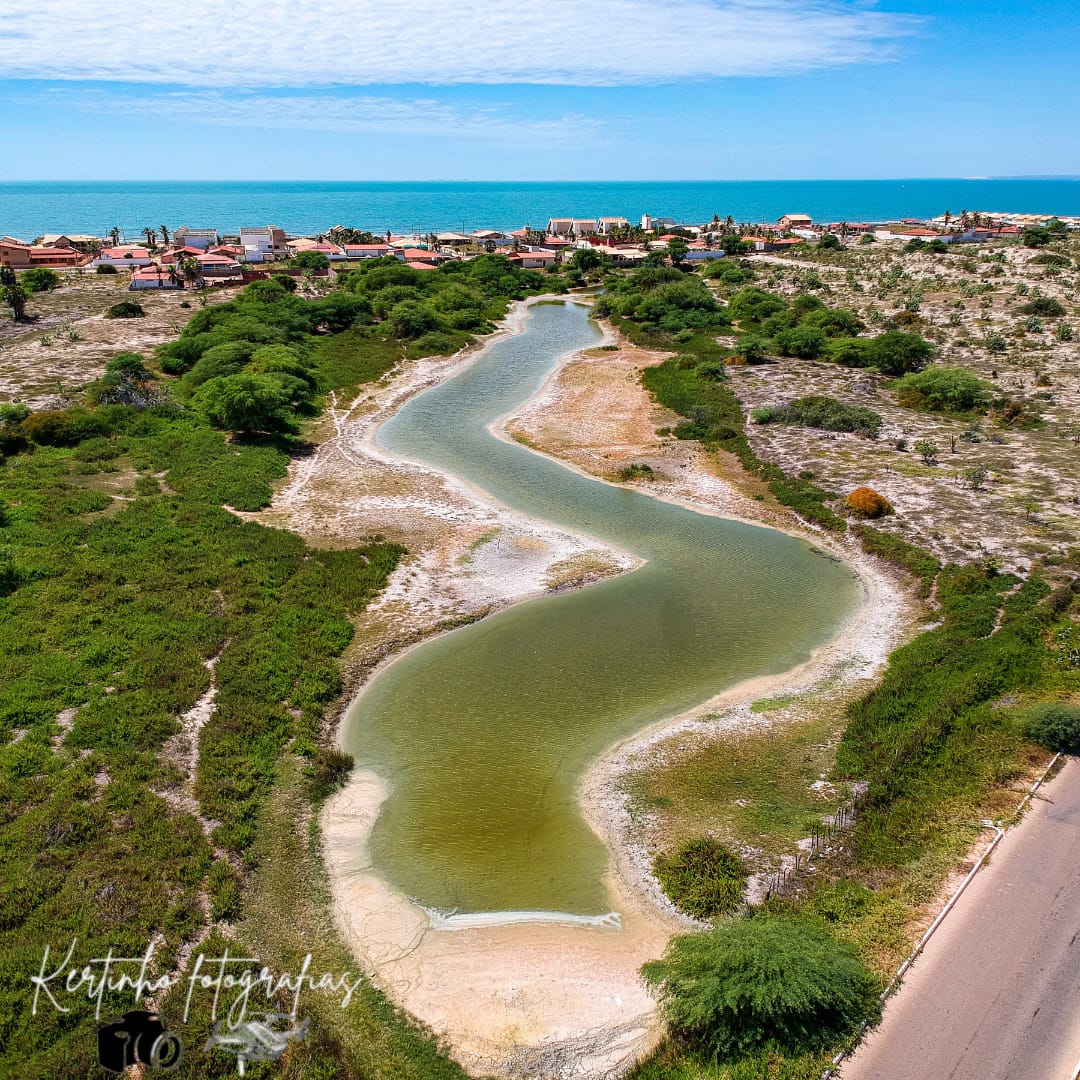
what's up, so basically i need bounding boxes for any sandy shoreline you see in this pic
[292,296,919,1078]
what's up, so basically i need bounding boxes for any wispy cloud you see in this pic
[0,0,919,87]
[46,88,594,142]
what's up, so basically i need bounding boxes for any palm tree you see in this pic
[159,225,170,246]
[180,257,201,286]
[724,215,736,235]
[143,228,158,251]
[109,226,121,247]
[942,210,952,232]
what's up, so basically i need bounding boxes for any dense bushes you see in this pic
[895,365,993,413]
[653,837,747,918]
[595,265,732,334]
[752,395,882,436]
[642,913,882,1060]
[21,267,61,293]
[638,355,845,531]
[836,570,1056,866]
[1021,702,1080,754]
[1019,296,1066,318]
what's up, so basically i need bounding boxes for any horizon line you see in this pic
[2,175,1080,185]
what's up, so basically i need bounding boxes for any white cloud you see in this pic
[50,88,592,142]
[0,0,919,87]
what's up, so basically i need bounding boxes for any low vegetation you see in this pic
[653,837,747,919]
[752,395,882,436]
[894,365,994,413]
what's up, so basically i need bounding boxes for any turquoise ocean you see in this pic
[1,179,1078,241]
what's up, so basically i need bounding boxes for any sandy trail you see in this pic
[255,300,916,1078]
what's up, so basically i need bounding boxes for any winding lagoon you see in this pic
[343,301,858,917]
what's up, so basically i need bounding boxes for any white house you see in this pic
[93,246,154,268]
[343,243,391,259]
[508,250,558,269]
[596,217,630,235]
[240,225,288,262]
[641,214,675,231]
[173,227,219,250]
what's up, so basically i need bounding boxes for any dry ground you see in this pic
[723,240,1080,573]
[0,272,233,404]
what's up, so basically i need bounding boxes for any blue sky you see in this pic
[0,0,1076,181]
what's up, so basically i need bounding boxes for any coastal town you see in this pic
[2,209,1077,289]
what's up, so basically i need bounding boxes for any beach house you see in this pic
[173,227,219,250]
[0,238,32,269]
[240,225,288,262]
[596,217,631,235]
[93,246,154,268]
[778,213,813,230]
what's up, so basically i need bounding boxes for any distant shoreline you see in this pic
[3,177,1079,240]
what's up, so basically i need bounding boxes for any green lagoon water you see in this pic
[343,301,858,917]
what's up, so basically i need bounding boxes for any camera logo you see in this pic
[97,1010,183,1073]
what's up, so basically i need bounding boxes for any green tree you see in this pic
[774,325,828,359]
[388,300,439,339]
[818,232,841,250]
[1021,226,1052,248]
[0,267,28,321]
[668,237,690,266]
[21,267,61,293]
[193,373,295,434]
[865,331,934,376]
[291,250,330,271]
[719,234,748,256]
[642,914,882,1060]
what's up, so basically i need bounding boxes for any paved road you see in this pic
[843,757,1080,1080]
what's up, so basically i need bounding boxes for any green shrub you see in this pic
[304,747,356,799]
[1020,296,1066,318]
[642,913,882,1060]
[1021,703,1080,754]
[773,325,828,359]
[615,463,656,482]
[653,837,747,919]
[865,331,934,376]
[106,300,144,319]
[21,267,61,293]
[95,263,118,275]
[752,395,882,436]
[895,366,993,413]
